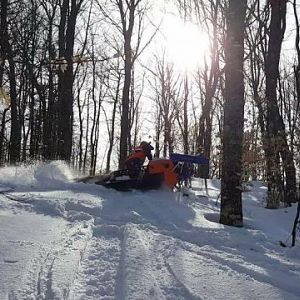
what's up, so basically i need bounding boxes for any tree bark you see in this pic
[106,72,121,173]
[57,0,83,162]
[265,0,297,207]
[0,107,9,164]
[42,5,58,160]
[119,37,132,167]
[7,41,21,163]
[118,0,141,168]
[0,0,8,85]
[220,0,247,227]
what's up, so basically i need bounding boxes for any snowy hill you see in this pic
[0,162,299,300]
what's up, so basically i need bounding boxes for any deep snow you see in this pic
[0,161,299,300]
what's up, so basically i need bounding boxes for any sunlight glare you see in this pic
[163,15,210,71]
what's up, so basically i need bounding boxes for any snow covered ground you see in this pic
[0,161,299,300]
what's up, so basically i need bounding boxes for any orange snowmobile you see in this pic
[79,141,209,191]
[100,158,179,191]
[78,142,179,191]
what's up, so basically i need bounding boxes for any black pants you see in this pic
[125,158,143,178]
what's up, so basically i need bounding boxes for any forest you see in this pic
[0,0,299,227]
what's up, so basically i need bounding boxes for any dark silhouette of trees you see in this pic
[0,0,299,224]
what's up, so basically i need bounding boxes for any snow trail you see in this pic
[1,162,300,299]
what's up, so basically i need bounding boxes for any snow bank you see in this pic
[0,163,38,188]
[34,161,74,187]
[33,197,67,217]
[93,224,123,238]
[0,161,75,191]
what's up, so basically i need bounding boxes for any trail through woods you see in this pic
[0,162,299,299]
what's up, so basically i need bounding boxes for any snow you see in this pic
[0,162,299,299]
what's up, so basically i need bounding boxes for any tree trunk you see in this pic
[118,0,138,168]
[265,0,297,207]
[1,0,21,163]
[43,14,57,160]
[183,76,189,154]
[291,0,300,246]
[0,0,8,85]
[77,86,84,171]
[220,0,247,227]
[106,73,120,172]
[119,37,132,168]
[7,42,21,164]
[57,0,82,162]
[0,107,9,164]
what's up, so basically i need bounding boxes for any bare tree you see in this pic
[151,56,180,157]
[291,0,300,247]
[264,0,297,207]
[40,0,60,160]
[5,0,22,163]
[177,0,223,162]
[57,0,85,162]
[174,75,190,154]
[104,61,122,173]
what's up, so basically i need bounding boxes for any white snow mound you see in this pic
[0,163,38,188]
[0,161,75,190]
[34,161,73,186]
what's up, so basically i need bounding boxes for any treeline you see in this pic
[0,0,299,212]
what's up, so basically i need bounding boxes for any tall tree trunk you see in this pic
[89,48,97,175]
[291,0,300,247]
[77,85,84,171]
[0,107,9,164]
[183,75,189,154]
[198,2,220,162]
[83,90,90,173]
[7,41,21,163]
[0,0,8,85]
[119,36,132,168]
[106,73,120,173]
[118,0,137,168]
[57,0,82,162]
[1,0,21,163]
[43,13,57,160]
[265,0,297,207]
[0,0,8,164]
[220,0,247,227]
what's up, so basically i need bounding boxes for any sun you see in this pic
[163,15,210,71]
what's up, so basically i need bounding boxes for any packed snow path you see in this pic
[0,162,299,299]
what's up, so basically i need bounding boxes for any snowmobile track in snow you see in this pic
[69,225,124,299]
[14,220,93,300]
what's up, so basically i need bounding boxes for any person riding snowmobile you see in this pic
[125,141,154,178]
